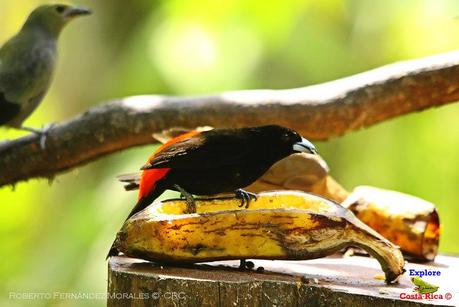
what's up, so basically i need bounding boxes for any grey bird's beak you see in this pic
[65,7,92,18]
[293,137,317,154]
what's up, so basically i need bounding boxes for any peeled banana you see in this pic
[114,191,405,283]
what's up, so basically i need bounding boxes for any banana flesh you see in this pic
[114,191,405,283]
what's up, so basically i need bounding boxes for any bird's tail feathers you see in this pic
[117,172,141,191]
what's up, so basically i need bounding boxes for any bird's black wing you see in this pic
[0,92,20,125]
[146,131,253,170]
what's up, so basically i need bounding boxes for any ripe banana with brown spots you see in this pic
[113,191,405,283]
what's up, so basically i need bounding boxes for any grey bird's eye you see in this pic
[55,5,66,14]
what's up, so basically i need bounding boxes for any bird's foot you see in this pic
[239,259,255,270]
[20,123,55,149]
[174,184,196,213]
[235,189,258,209]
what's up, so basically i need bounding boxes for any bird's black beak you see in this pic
[65,7,92,18]
[293,137,317,154]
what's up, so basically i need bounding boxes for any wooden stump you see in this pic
[108,254,458,306]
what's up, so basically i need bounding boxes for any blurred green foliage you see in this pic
[1,0,459,306]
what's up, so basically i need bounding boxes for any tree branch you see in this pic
[1,51,459,187]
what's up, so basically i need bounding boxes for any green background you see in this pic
[1,0,458,306]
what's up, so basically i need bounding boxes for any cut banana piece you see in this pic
[343,186,440,261]
[114,191,405,283]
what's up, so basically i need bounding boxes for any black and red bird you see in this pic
[108,125,317,257]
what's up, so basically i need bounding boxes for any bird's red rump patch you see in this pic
[138,130,201,200]
[138,168,171,200]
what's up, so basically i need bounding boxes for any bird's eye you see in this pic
[282,133,290,142]
[55,5,66,14]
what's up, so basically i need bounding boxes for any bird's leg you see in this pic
[239,259,255,270]
[173,184,196,214]
[19,123,55,149]
[235,189,258,209]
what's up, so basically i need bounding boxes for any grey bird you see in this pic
[0,4,91,145]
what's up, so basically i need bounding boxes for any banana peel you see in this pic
[114,191,405,283]
[342,186,440,262]
[246,153,349,203]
